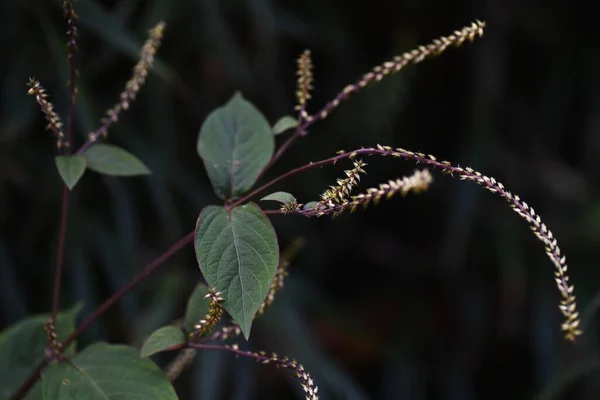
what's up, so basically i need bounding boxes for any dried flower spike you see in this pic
[89,21,166,142]
[27,79,68,149]
[351,168,432,207]
[295,49,313,121]
[189,288,224,341]
[257,260,290,317]
[256,352,318,400]
[281,202,302,215]
[378,145,580,341]
[304,169,432,218]
[310,20,485,123]
[218,346,319,400]
[319,159,367,208]
[43,319,61,358]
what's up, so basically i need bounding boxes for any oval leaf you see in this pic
[83,143,151,176]
[0,305,82,399]
[42,343,177,399]
[141,326,186,357]
[194,203,279,339]
[184,283,211,334]
[260,191,297,205]
[55,155,87,190]
[197,93,274,200]
[272,115,298,135]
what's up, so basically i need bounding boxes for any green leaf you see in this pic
[303,201,321,210]
[41,343,177,399]
[0,305,82,399]
[184,283,211,334]
[272,115,298,135]
[197,93,274,200]
[140,326,186,357]
[260,191,297,205]
[83,143,151,176]
[194,203,278,339]
[55,156,87,190]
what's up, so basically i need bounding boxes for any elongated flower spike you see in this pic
[295,49,314,123]
[303,169,433,218]
[221,345,319,400]
[319,159,367,208]
[306,144,581,341]
[89,21,166,143]
[308,20,485,124]
[188,288,224,342]
[27,79,69,149]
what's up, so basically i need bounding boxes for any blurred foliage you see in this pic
[2,0,600,399]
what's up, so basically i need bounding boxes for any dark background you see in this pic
[2,0,600,399]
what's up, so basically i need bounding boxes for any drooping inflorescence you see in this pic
[385,144,581,341]
[305,144,580,341]
[218,345,319,400]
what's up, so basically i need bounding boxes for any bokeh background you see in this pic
[2,0,600,399]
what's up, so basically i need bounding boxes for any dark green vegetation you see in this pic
[1,0,600,399]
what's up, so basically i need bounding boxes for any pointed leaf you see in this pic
[194,203,278,339]
[260,191,297,205]
[141,326,186,357]
[272,115,298,135]
[41,343,177,399]
[184,283,211,334]
[83,143,151,176]
[55,155,87,189]
[197,93,274,199]
[0,305,82,399]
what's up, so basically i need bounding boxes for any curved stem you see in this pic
[62,230,194,348]
[74,118,113,155]
[11,230,195,399]
[227,150,357,209]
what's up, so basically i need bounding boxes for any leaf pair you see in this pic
[195,94,288,340]
[56,144,150,190]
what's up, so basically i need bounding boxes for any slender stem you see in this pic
[228,150,359,209]
[62,230,195,348]
[161,342,263,360]
[266,133,299,171]
[75,119,111,155]
[263,209,284,215]
[9,360,48,400]
[190,343,270,361]
[11,230,195,399]
[51,186,70,322]
[50,0,78,325]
